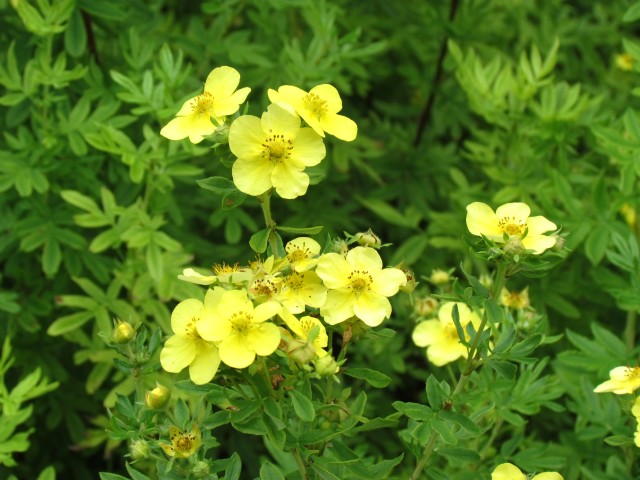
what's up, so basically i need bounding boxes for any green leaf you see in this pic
[438,410,481,434]
[197,176,237,194]
[436,446,481,463]
[64,8,86,57]
[99,474,129,480]
[604,435,634,446]
[36,466,56,480]
[343,367,391,388]
[584,223,610,265]
[275,225,324,235]
[289,389,315,422]
[47,311,94,336]
[249,228,270,253]
[125,464,151,480]
[425,375,448,410]
[61,190,100,213]
[488,359,517,380]
[392,401,434,421]
[146,241,163,282]
[221,189,247,210]
[222,453,242,480]
[624,1,640,22]
[259,461,285,480]
[42,237,62,277]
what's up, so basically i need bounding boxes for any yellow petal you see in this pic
[321,113,357,141]
[229,115,265,159]
[353,290,391,326]
[272,161,310,199]
[522,234,556,254]
[492,463,526,480]
[466,202,501,237]
[262,103,300,139]
[531,473,564,480]
[270,85,306,111]
[178,268,216,285]
[214,87,251,117]
[232,156,274,196]
[371,267,407,297]
[219,333,256,368]
[527,215,557,235]
[316,253,351,289]
[204,66,241,98]
[321,289,355,325]
[290,128,326,167]
[160,335,196,373]
[254,301,281,322]
[348,246,382,272]
[160,113,214,143]
[439,302,471,327]
[247,322,281,356]
[495,202,530,223]
[189,342,221,384]
[309,84,343,113]
[412,320,445,347]
[300,279,327,308]
[427,341,467,366]
[171,299,203,335]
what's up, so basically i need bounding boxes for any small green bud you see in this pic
[314,354,339,377]
[113,320,134,344]
[429,269,450,285]
[287,339,317,365]
[353,229,382,249]
[192,461,210,479]
[129,439,149,460]
[145,383,170,409]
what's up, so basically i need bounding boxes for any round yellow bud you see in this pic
[112,320,134,344]
[145,383,170,409]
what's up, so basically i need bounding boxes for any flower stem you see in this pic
[292,448,309,480]
[409,431,438,480]
[258,190,281,259]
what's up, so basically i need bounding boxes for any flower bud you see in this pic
[331,238,349,255]
[429,269,450,285]
[287,339,317,365]
[314,354,339,377]
[615,53,634,71]
[413,296,438,317]
[112,320,134,344]
[551,234,566,250]
[353,229,382,249]
[479,274,493,289]
[192,461,211,479]
[145,383,170,409]
[399,268,417,293]
[129,439,149,460]
[500,287,530,310]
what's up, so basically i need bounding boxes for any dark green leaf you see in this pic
[343,368,391,388]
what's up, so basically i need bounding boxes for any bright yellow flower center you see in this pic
[229,312,252,335]
[262,132,292,163]
[498,216,526,236]
[300,317,315,336]
[444,323,462,341]
[303,93,328,118]
[284,272,304,291]
[213,262,240,275]
[623,367,640,380]
[184,317,202,339]
[193,92,214,114]
[252,278,277,297]
[170,430,199,455]
[348,270,372,294]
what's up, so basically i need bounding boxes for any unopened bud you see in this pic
[287,339,317,365]
[551,234,566,250]
[314,354,339,377]
[113,320,134,344]
[413,296,438,317]
[479,274,493,289]
[353,229,382,249]
[429,269,450,285]
[399,268,417,293]
[129,439,149,460]
[192,461,211,479]
[503,237,524,255]
[331,238,349,255]
[145,383,170,409]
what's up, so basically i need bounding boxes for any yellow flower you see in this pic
[632,396,640,418]
[466,202,557,254]
[412,302,481,366]
[492,463,563,480]
[500,287,530,309]
[229,104,326,199]
[160,291,221,385]
[268,84,357,141]
[620,203,637,228]
[285,237,321,272]
[429,269,451,285]
[277,270,327,314]
[197,289,281,369]
[615,53,634,71]
[160,66,251,143]
[594,366,640,394]
[160,424,202,458]
[280,309,329,358]
[178,264,253,286]
[315,246,407,326]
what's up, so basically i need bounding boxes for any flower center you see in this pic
[213,262,240,275]
[348,270,372,294]
[303,93,328,118]
[262,131,293,163]
[444,323,461,341]
[498,216,526,236]
[193,92,214,114]
[175,435,194,453]
[251,278,277,298]
[229,312,252,336]
[300,318,315,335]
[625,367,640,379]
[284,272,304,291]
[185,317,202,339]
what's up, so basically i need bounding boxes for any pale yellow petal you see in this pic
[466,202,501,237]
[309,84,342,113]
[279,308,303,337]
[495,202,530,224]
[321,289,355,325]
[531,473,563,480]
[427,340,467,366]
[316,253,352,289]
[522,234,556,254]
[353,291,391,326]
[213,87,251,117]
[254,301,281,322]
[247,322,281,356]
[438,302,471,327]
[527,215,557,235]
[300,281,327,308]
[287,237,321,256]
[270,85,306,110]
[290,128,326,167]
[175,96,198,116]
[371,267,407,297]
[412,320,445,347]
[232,156,274,196]
[178,268,216,285]
[492,463,526,480]
[262,103,300,138]
[204,66,241,98]
[171,299,203,335]
[321,113,357,141]
[348,246,382,272]
[229,115,264,159]
[160,113,214,142]
[219,333,255,368]
[189,342,221,384]
[272,161,310,199]
[160,335,196,373]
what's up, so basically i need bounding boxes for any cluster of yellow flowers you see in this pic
[594,365,640,447]
[492,462,563,480]
[160,237,407,384]
[161,66,357,199]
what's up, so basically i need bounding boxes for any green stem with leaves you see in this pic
[258,190,281,259]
